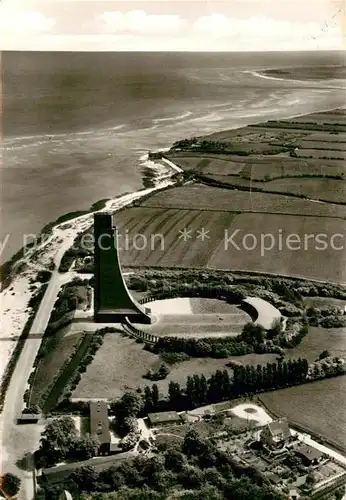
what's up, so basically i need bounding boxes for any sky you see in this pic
[0,0,345,51]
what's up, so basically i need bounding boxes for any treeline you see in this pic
[128,269,346,302]
[142,358,310,413]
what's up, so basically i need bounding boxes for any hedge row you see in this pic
[0,283,48,412]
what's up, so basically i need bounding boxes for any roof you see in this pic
[42,452,136,482]
[267,473,281,484]
[148,411,181,425]
[17,413,39,420]
[266,419,291,441]
[90,401,110,445]
[295,444,323,462]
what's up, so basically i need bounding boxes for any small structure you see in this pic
[295,444,323,466]
[289,488,299,499]
[17,412,39,424]
[267,472,282,485]
[59,491,73,500]
[90,401,111,455]
[147,411,182,427]
[260,418,291,449]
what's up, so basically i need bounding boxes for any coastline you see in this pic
[0,155,182,385]
[251,65,346,84]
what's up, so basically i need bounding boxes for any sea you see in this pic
[1,50,345,262]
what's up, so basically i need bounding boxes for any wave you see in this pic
[153,111,193,124]
[2,124,127,150]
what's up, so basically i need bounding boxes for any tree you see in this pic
[67,435,99,461]
[1,473,21,497]
[40,416,76,452]
[151,384,159,408]
[115,391,144,418]
[143,386,153,410]
[168,381,182,408]
[164,449,187,472]
[70,466,99,492]
[319,350,330,360]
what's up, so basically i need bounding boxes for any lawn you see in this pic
[259,375,346,452]
[72,333,233,400]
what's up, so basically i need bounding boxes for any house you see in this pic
[260,419,291,449]
[295,444,323,466]
[147,411,182,427]
[17,412,39,424]
[90,401,111,455]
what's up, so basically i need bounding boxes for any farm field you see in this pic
[295,148,346,160]
[281,112,346,125]
[259,375,346,451]
[208,212,346,283]
[139,184,346,218]
[297,140,346,151]
[257,178,345,204]
[116,205,346,283]
[72,333,232,400]
[200,175,346,204]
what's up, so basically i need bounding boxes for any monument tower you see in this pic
[93,212,151,324]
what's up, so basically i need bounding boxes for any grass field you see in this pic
[259,376,346,451]
[72,333,233,400]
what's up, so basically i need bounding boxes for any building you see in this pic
[93,213,151,324]
[147,411,182,427]
[17,412,39,424]
[90,401,111,455]
[260,419,291,449]
[295,444,323,466]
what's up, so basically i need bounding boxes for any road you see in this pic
[0,250,73,500]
